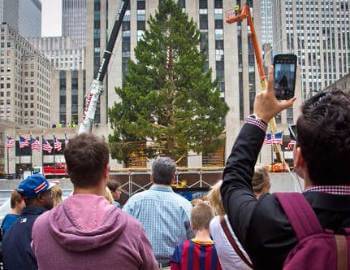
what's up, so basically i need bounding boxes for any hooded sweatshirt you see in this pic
[32,194,158,270]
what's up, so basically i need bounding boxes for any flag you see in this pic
[6,136,15,148]
[42,138,53,153]
[64,133,69,146]
[19,136,29,148]
[272,132,283,145]
[31,136,41,151]
[264,133,272,144]
[287,140,296,150]
[54,136,62,152]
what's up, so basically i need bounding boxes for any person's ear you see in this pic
[294,146,307,180]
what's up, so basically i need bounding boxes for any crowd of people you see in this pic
[1,66,350,270]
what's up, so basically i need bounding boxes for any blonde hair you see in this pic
[207,180,225,216]
[191,202,214,231]
[104,187,114,204]
[51,185,63,207]
[252,165,271,194]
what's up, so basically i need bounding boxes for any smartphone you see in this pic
[273,54,297,100]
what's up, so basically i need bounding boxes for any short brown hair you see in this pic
[107,179,121,192]
[64,133,109,188]
[10,190,23,209]
[191,202,214,231]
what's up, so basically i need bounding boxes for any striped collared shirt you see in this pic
[304,185,350,195]
[123,184,192,263]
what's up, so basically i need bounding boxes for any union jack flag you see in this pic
[6,136,15,148]
[19,136,30,148]
[42,138,53,153]
[53,136,62,152]
[31,136,41,151]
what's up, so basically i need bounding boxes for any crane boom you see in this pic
[226,4,284,163]
[79,0,130,134]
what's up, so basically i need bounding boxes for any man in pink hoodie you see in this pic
[32,133,158,270]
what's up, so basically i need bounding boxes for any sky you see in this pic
[41,0,62,37]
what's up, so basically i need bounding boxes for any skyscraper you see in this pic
[62,0,87,48]
[0,0,41,38]
[257,0,273,46]
[273,0,350,98]
[0,23,52,128]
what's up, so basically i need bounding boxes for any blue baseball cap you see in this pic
[16,174,55,199]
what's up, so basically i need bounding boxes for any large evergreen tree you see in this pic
[109,0,228,165]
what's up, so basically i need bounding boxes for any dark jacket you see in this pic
[221,123,350,270]
[2,206,47,270]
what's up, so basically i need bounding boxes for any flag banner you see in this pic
[6,136,15,148]
[264,133,272,144]
[42,138,53,153]
[31,136,41,151]
[19,136,30,149]
[272,132,283,145]
[53,136,62,152]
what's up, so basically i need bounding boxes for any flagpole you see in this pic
[19,136,22,169]
[53,136,56,165]
[7,140,9,175]
[30,135,33,171]
[41,136,44,168]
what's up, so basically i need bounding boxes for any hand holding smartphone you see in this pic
[273,54,297,100]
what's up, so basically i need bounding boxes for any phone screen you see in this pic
[274,55,297,100]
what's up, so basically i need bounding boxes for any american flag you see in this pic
[264,133,272,144]
[42,138,53,153]
[31,136,41,151]
[6,136,15,148]
[54,136,62,152]
[19,136,29,148]
[272,132,283,145]
[287,140,296,150]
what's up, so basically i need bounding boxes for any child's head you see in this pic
[51,185,63,207]
[10,190,25,213]
[207,180,225,216]
[191,202,214,231]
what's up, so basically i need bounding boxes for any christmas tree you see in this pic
[109,0,228,165]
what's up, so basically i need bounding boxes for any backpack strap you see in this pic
[275,192,323,240]
[220,216,253,269]
[335,235,348,270]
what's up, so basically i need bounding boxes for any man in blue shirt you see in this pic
[124,157,192,267]
[2,174,54,270]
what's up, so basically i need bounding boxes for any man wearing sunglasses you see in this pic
[221,66,350,270]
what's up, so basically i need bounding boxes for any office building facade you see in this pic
[62,0,87,48]
[273,0,350,98]
[0,0,41,38]
[29,37,86,70]
[0,23,52,128]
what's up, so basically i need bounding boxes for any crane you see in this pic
[79,0,130,134]
[226,4,285,164]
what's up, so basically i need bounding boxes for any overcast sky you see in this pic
[41,0,62,37]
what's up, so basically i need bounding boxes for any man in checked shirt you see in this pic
[124,157,192,268]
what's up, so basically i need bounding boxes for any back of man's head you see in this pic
[151,157,176,185]
[191,202,214,231]
[64,133,109,188]
[297,89,350,185]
